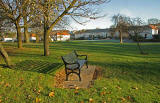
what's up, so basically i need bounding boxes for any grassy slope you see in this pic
[0,40,160,103]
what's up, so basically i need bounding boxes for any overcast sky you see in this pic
[69,0,160,30]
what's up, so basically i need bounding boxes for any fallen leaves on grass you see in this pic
[132,87,138,90]
[103,87,107,90]
[33,88,37,92]
[5,83,10,87]
[0,96,2,103]
[120,97,126,102]
[107,98,111,102]
[116,86,122,90]
[106,91,111,94]
[100,91,106,96]
[49,91,55,97]
[36,97,41,103]
[74,90,79,95]
[127,96,135,102]
[89,98,93,103]
[54,69,66,88]
[80,101,84,103]
[0,81,4,85]
[119,96,134,102]
[75,86,79,90]
[37,90,41,95]
[74,86,79,95]
[27,95,32,100]
[127,96,131,100]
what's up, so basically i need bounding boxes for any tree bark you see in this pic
[43,0,77,56]
[119,30,123,43]
[44,29,50,56]
[36,34,40,43]
[0,44,12,68]
[15,22,23,48]
[24,16,30,43]
[135,33,144,54]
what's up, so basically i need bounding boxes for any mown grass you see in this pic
[0,40,160,103]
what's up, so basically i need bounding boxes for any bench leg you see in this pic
[66,74,68,81]
[86,61,88,68]
[65,69,81,81]
[78,69,81,81]
[65,69,68,81]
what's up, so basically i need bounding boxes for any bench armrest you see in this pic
[77,55,88,60]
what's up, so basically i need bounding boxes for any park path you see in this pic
[54,65,100,89]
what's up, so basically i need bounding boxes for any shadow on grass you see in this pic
[0,64,9,68]
[89,61,160,85]
[51,41,160,56]
[13,60,63,74]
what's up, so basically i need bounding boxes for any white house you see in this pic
[30,34,36,41]
[138,25,159,39]
[50,30,71,41]
[56,32,70,41]
[3,38,14,42]
[109,25,159,39]
[72,29,108,40]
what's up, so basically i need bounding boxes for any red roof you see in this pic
[149,25,158,30]
[57,32,70,35]
[30,33,36,37]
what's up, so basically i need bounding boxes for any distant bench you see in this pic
[61,50,88,81]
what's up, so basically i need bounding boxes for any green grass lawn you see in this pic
[0,40,160,103]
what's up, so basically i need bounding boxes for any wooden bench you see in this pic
[61,50,88,81]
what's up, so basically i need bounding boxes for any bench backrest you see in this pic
[62,51,78,64]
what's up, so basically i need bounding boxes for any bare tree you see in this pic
[148,18,160,25]
[22,8,30,43]
[0,12,13,67]
[22,1,43,43]
[0,9,4,37]
[33,0,110,56]
[111,14,130,43]
[0,44,13,68]
[128,17,148,54]
[0,0,32,48]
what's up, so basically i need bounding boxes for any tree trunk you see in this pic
[36,34,40,43]
[44,30,50,56]
[24,16,30,43]
[15,22,23,48]
[0,44,12,68]
[135,33,144,54]
[42,0,77,56]
[119,30,123,43]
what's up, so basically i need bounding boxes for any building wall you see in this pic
[152,29,158,35]
[128,29,153,39]
[112,31,129,38]
[57,35,70,41]
[75,32,107,39]
[30,37,36,41]
[3,38,13,42]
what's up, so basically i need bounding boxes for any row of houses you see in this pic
[72,24,160,40]
[0,31,71,42]
[1,24,160,42]
[72,29,108,40]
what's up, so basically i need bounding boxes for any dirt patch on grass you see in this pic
[53,65,102,89]
[93,66,102,80]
